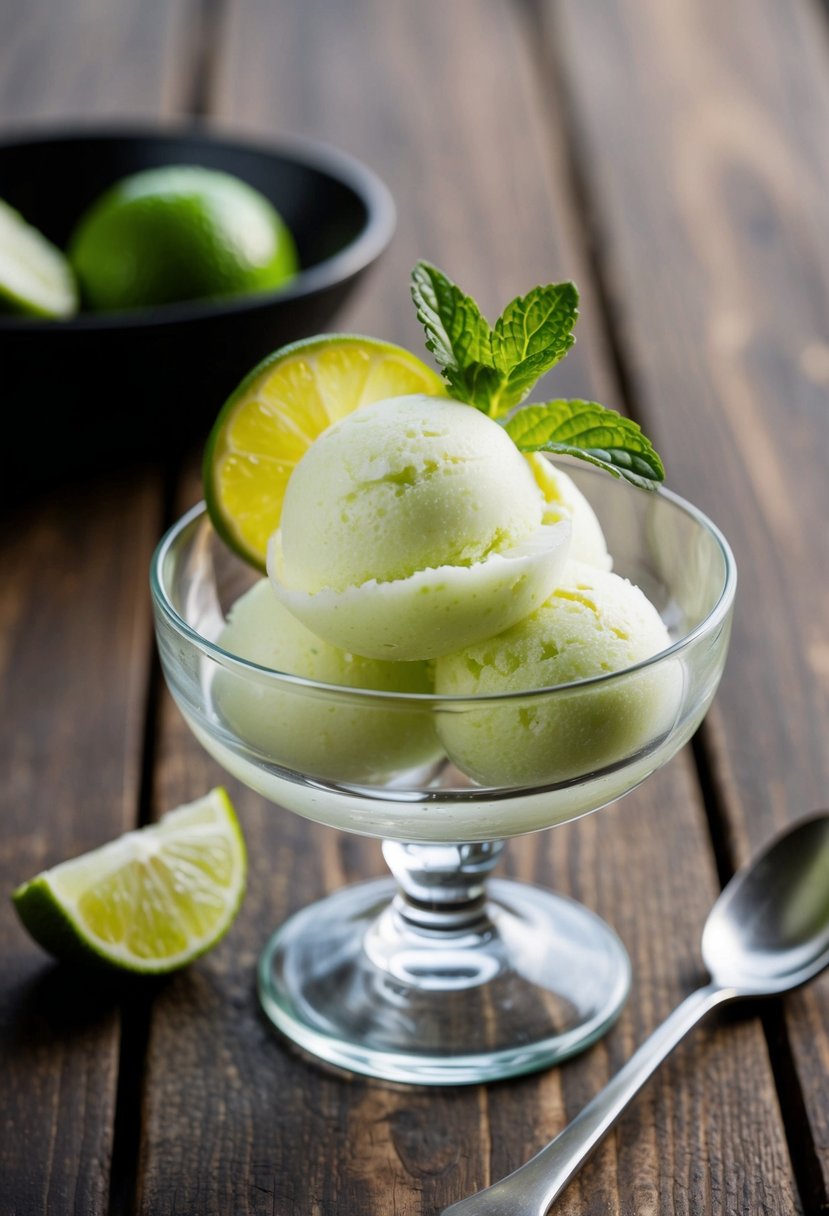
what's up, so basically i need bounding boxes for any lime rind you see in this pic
[0,198,78,319]
[12,788,246,974]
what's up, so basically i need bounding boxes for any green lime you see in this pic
[12,788,247,974]
[203,333,447,570]
[68,165,299,311]
[0,197,78,318]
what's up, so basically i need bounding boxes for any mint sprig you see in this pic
[411,261,577,418]
[411,261,664,489]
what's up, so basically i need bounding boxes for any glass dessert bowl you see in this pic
[151,462,735,1085]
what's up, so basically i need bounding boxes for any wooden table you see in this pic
[2,2,828,1212]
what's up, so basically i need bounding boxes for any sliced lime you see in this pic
[12,788,246,974]
[204,333,446,570]
[0,197,78,319]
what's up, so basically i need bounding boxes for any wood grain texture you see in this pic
[0,474,161,1214]
[0,0,188,125]
[543,0,829,1204]
[135,2,800,1212]
[0,2,189,1213]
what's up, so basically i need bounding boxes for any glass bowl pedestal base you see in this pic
[258,840,630,1085]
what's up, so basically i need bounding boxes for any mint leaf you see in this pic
[490,283,578,415]
[411,262,501,408]
[410,263,665,488]
[412,262,580,417]
[505,400,664,490]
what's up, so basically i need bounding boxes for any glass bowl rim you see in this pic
[150,484,736,708]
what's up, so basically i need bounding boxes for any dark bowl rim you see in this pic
[0,122,396,332]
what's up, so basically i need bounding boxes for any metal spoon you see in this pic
[442,812,829,1216]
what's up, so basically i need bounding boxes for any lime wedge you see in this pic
[204,333,447,570]
[12,788,246,973]
[0,198,78,319]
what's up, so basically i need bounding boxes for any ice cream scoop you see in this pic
[268,395,571,660]
[213,579,443,783]
[434,560,681,787]
[525,454,612,571]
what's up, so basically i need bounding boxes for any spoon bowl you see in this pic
[702,813,829,993]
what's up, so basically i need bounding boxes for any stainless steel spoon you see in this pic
[442,812,829,1216]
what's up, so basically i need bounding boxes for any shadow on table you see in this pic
[2,957,170,1049]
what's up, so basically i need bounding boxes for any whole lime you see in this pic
[68,164,299,311]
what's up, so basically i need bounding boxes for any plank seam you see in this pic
[107,0,230,1196]
[107,457,186,1216]
[693,727,826,1213]
[810,0,829,50]
[107,992,154,1216]
[762,1001,828,1216]
[180,0,229,119]
[513,0,646,429]
[689,728,738,888]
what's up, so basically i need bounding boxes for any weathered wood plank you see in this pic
[0,0,186,125]
[0,2,188,1213]
[0,474,161,1214]
[136,1,800,1212]
[543,0,829,1204]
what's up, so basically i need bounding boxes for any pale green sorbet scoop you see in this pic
[268,395,571,661]
[434,560,682,787]
[214,579,443,783]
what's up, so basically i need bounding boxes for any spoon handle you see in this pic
[443,982,733,1216]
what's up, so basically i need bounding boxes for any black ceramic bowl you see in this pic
[0,126,395,498]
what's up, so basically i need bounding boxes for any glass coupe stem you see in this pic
[362,840,510,992]
[381,839,505,932]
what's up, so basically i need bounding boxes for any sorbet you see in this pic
[268,395,570,660]
[525,454,612,571]
[434,560,681,787]
[214,579,442,783]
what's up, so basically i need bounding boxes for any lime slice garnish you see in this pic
[12,788,246,974]
[0,197,78,319]
[204,333,447,570]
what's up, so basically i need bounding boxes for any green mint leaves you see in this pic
[411,260,664,489]
[490,283,578,411]
[504,401,664,490]
[411,263,504,411]
[411,261,577,419]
